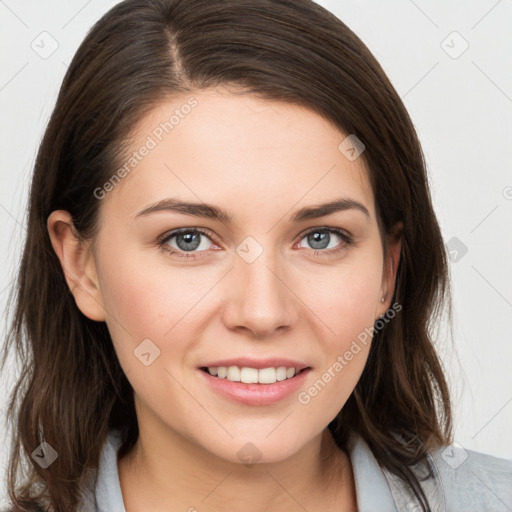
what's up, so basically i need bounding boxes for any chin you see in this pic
[200,430,312,466]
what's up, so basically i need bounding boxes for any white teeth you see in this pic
[276,367,287,381]
[240,367,259,383]
[206,365,299,384]
[258,367,276,384]
[227,366,241,381]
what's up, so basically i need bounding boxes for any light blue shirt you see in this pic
[79,429,512,511]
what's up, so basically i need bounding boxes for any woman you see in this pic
[2,0,511,511]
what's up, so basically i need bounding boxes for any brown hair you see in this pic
[1,0,452,510]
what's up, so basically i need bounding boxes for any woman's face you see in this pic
[61,87,400,463]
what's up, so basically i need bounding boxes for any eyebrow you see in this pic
[134,197,370,223]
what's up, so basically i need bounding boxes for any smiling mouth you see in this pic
[200,366,310,385]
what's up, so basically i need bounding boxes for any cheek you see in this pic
[94,238,201,358]
[295,254,381,415]
[304,252,383,339]
[297,284,375,426]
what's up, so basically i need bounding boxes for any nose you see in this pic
[221,248,299,339]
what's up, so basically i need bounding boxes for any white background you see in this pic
[1,0,511,506]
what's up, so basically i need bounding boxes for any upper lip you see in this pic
[200,358,311,370]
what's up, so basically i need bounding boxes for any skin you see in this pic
[48,87,401,512]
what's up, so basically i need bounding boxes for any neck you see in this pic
[118,409,356,512]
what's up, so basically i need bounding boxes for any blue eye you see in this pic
[157,226,353,260]
[298,227,353,254]
[158,228,215,259]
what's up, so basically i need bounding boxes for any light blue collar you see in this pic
[91,429,398,511]
[347,433,398,511]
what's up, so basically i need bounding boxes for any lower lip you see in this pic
[198,368,311,406]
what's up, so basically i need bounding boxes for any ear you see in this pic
[378,221,403,317]
[47,210,106,322]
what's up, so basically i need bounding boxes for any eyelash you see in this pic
[157,226,354,260]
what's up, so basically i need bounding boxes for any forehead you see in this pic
[100,87,376,225]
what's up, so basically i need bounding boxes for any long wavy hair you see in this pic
[1,0,452,510]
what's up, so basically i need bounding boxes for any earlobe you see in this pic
[379,222,403,314]
[47,210,106,322]
[388,229,402,282]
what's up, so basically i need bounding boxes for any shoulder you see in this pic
[429,443,512,511]
[377,440,512,511]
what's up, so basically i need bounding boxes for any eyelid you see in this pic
[157,226,217,245]
[158,226,352,243]
[157,225,354,259]
[298,225,352,241]
[296,226,354,254]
